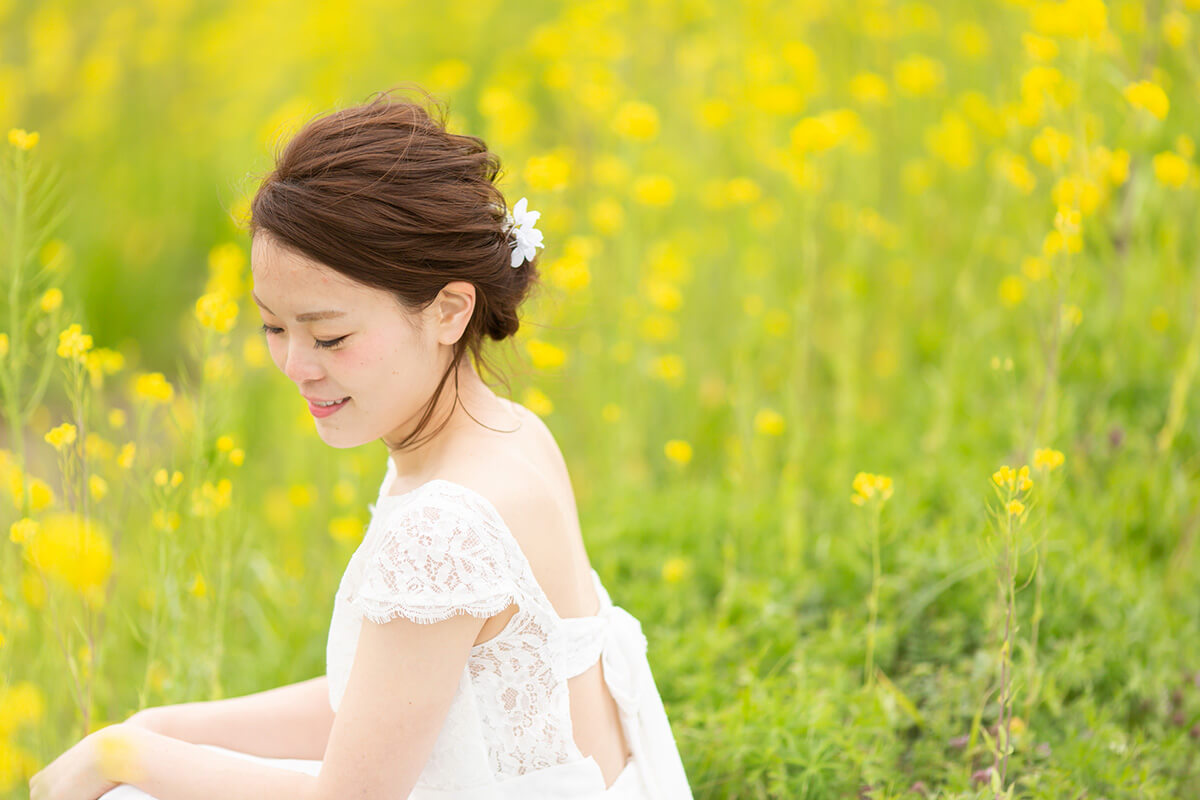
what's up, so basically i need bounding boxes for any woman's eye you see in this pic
[259,324,347,350]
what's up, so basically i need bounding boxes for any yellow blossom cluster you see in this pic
[1123,80,1169,121]
[191,478,233,517]
[195,290,239,333]
[132,372,174,405]
[56,324,93,362]
[8,128,39,150]
[19,512,113,608]
[43,422,77,451]
[664,439,693,465]
[1033,447,1065,471]
[852,472,894,506]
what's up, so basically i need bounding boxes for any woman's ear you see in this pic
[434,281,476,346]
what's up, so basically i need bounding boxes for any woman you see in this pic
[40,87,692,800]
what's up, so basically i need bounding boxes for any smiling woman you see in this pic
[88,84,693,800]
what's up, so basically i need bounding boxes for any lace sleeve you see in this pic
[345,497,518,626]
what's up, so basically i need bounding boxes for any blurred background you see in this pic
[2,0,1200,797]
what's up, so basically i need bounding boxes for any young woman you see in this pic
[73,87,693,800]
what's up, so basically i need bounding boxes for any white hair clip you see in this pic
[504,197,545,268]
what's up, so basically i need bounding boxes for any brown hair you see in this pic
[247,84,541,451]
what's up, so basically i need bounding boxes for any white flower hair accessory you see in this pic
[504,197,545,268]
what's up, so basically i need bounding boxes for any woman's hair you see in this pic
[247,84,541,451]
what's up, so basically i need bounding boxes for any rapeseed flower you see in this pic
[1006,499,1025,516]
[754,408,786,436]
[1123,80,1169,120]
[56,324,93,361]
[194,291,239,333]
[526,339,567,369]
[851,472,894,506]
[23,512,113,607]
[39,288,63,312]
[632,174,675,206]
[1153,152,1191,188]
[992,464,1033,493]
[9,518,38,545]
[8,128,39,149]
[1034,447,1065,471]
[894,54,944,96]
[661,556,691,583]
[523,387,554,416]
[132,372,174,405]
[89,475,108,501]
[117,442,135,469]
[44,422,76,451]
[612,101,659,141]
[664,439,692,465]
[0,332,8,359]
[523,150,572,192]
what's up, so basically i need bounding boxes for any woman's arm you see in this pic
[127,675,334,761]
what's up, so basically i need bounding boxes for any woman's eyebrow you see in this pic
[252,292,347,322]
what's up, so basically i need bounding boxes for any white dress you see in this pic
[101,456,692,800]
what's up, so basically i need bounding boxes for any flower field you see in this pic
[2,0,1200,797]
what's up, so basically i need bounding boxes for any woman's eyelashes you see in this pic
[259,323,348,350]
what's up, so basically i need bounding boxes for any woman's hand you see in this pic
[29,723,133,800]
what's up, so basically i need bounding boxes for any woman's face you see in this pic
[249,232,470,450]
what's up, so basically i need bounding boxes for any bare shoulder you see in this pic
[441,403,582,547]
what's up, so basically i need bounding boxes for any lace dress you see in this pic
[100,456,692,800]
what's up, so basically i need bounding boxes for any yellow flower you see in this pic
[851,472,894,505]
[189,572,208,599]
[664,439,693,465]
[132,372,174,405]
[526,339,567,370]
[194,291,239,333]
[651,354,685,386]
[1061,304,1083,327]
[925,111,975,170]
[8,128,39,150]
[1031,126,1073,167]
[0,332,8,359]
[216,435,235,452]
[612,101,660,141]
[849,72,890,105]
[152,510,180,532]
[56,324,94,362]
[39,288,63,313]
[523,387,554,416]
[1022,32,1059,61]
[117,442,136,469]
[9,518,39,545]
[229,448,245,466]
[1162,11,1191,49]
[523,150,573,193]
[1006,499,1025,516]
[89,475,109,501]
[1033,447,1065,471]
[83,348,125,388]
[632,174,675,206]
[894,54,945,96]
[999,275,1025,307]
[329,516,364,544]
[1123,80,1169,120]
[44,423,77,451]
[1030,0,1108,40]
[191,479,232,517]
[754,408,786,436]
[1153,152,1191,189]
[24,512,113,607]
[661,556,691,584]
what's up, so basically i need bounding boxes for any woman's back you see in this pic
[392,396,634,787]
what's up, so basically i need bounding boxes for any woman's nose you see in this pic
[283,341,325,384]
